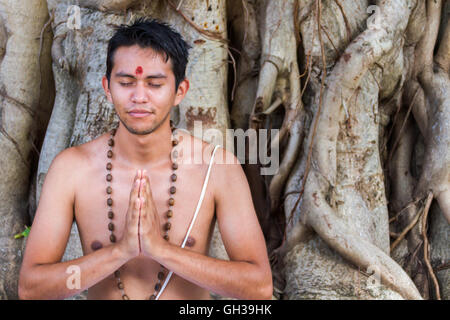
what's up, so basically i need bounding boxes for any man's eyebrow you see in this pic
[114,72,167,79]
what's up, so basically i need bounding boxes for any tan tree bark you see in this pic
[0,0,448,300]
[0,0,54,299]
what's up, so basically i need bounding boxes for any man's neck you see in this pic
[113,121,173,168]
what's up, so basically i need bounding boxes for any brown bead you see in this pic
[108,139,114,147]
[164,222,171,231]
[110,234,116,243]
[154,283,161,291]
[114,270,120,278]
[172,139,178,146]
[122,294,129,300]
[171,174,177,182]
[167,210,173,218]
[106,162,112,170]
[172,163,178,170]
[106,186,112,194]
[106,174,112,182]
[108,211,114,219]
[168,198,175,206]
[149,294,156,300]
[117,282,124,290]
[108,222,115,231]
[107,198,113,206]
[164,234,169,241]
[111,128,117,136]
[157,272,165,280]
[107,150,113,158]
[169,186,176,194]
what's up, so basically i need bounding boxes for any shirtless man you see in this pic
[18,18,272,300]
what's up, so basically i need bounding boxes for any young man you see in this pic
[18,19,272,300]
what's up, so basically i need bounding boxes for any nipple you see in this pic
[186,236,196,247]
[91,240,103,251]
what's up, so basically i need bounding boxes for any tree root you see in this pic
[269,116,304,210]
[228,0,260,129]
[413,0,450,224]
[0,125,30,168]
[421,191,441,300]
[389,199,421,223]
[246,0,305,218]
[304,171,422,300]
[390,207,422,252]
[291,0,423,299]
[269,61,305,210]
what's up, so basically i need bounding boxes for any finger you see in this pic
[128,170,141,205]
[138,170,144,197]
[139,196,148,235]
[142,170,152,201]
[140,172,145,197]
[140,179,149,215]
[140,196,147,219]
[128,171,141,223]
[139,195,144,212]
[141,175,154,222]
[130,192,141,225]
[146,178,154,211]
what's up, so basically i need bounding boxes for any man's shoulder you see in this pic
[51,133,107,171]
[178,130,240,165]
[176,129,211,163]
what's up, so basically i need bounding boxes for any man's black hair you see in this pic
[106,18,190,89]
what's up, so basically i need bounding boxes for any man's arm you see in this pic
[18,150,141,300]
[140,147,273,300]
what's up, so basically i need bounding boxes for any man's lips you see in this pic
[128,109,154,118]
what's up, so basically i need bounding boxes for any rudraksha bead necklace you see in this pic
[106,121,179,300]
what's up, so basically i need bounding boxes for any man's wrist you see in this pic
[112,242,132,263]
[144,238,171,260]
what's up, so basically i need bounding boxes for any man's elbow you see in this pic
[259,280,273,300]
[18,268,36,300]
[253,273,273,300]
[250,263,273,300]
[18,276,30,300]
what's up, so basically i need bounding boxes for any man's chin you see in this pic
[126,126,158,135]
[117,109,170,136]
[120,120,158,136]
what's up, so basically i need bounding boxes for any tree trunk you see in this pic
[0,0,54,299]
[0,0,448,300]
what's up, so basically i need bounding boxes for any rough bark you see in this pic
[0,0,54,299]
[0,0,448,300]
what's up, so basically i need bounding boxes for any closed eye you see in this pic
[119,82,161,88]
[120,82,133,87]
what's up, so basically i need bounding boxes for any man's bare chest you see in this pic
[73,161,216,255]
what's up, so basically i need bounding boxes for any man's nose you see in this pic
[131,83,149,103]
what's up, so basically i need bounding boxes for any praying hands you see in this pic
[116,169,166,261]
[138,170,168,259]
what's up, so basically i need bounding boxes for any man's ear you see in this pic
[174,78,189,106]
[102,75,113,103]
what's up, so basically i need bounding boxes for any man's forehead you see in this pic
[114,69,167,78]
[112,46,172,73]
[114,45,170,63]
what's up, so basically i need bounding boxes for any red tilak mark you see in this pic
[135,66,143,75]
